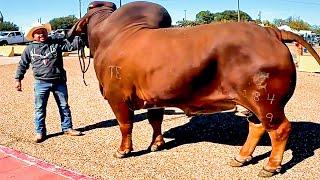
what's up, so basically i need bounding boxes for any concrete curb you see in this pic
[0,145,95,180]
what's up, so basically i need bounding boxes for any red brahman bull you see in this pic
[68,1,320,177]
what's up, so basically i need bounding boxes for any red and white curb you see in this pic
[0,145,95,179]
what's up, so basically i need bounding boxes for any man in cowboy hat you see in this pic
[15,22,83,143]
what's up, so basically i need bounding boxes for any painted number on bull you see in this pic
[267,93,276,104]
[109,66,121,79]
[266,113,273,123]
[253,91,260,101]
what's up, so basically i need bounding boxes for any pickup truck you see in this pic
[0,31,29,45]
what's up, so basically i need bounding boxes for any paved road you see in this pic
[0,56,20,65]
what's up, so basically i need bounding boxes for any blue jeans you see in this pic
[34,79,73,134]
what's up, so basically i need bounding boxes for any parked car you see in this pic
[0,31,29,45]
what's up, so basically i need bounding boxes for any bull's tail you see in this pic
[265,27,320,65]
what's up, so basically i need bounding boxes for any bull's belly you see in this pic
[178,100,236,116]
[142,99,236,116]
[139,84,237,115]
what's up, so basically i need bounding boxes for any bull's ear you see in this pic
[67,17,89,39]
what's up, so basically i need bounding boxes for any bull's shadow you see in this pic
[76,109,184,132]
[162,112,320,173]
[46,109,183,139]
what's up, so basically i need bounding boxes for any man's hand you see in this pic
[15,80,22,91]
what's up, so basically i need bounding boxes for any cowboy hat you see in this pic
[25,22,52,41]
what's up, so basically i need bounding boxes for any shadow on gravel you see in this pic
[75,109,184,132]
[45,110,183,140]
[162,112,320,174]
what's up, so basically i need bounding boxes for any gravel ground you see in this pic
[0,57,319,179]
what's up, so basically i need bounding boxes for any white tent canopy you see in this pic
[278,25,300,34]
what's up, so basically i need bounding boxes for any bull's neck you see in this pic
[87,8,114,55]
[91,16,149,53]
[89,8,114,27]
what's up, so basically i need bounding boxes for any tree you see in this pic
[194,10,252,25]
[288,18,311,31]
[49,15,78,30]
[176,20,199,27]
[262,20,276,27]
[273,17,311,31]
[311,25,320,34]
[0,21,19,31]
[196,11,215,24]
[254,19,262,25]
[213,10,252,22]
[273,18,287,27]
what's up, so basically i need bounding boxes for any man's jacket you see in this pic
[15,37,81,81]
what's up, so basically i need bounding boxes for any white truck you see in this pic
[0,31,29,45]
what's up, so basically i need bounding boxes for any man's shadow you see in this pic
[162,112,320,173]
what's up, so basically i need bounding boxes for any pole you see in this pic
[120,0,122,7]
[237,0,240,22]
[184,10,187,21]
[79,0,82,18]
[0,11,3,23]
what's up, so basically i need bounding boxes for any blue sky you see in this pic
[1,0,320,32]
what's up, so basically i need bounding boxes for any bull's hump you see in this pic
[88,1,116,11]
[107,1,172,31]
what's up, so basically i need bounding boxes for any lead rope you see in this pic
[77,36,91,86]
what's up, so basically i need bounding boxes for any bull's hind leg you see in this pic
[254,69,294,177]
[229,114,266,167]
[147,108,165,151]
[231,65,295,176]
[258,115,291,177]
[108,101,134,158]
[231,108,291,177]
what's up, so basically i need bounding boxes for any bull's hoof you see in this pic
[113,149,131,158]
[228,155,252,167]
[258,166,281,177]
[149,140,165,152]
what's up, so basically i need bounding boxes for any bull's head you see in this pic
[67,1,117,47]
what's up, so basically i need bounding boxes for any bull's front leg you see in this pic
[147,108,165,151]
[109,100,134,158]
